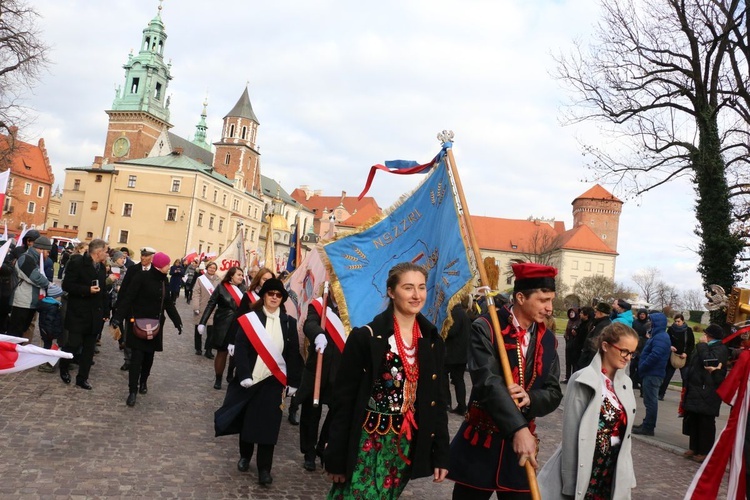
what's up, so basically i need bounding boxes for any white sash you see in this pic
[237,312,287,386]
[311,297,347,353]
[198,274,215,295]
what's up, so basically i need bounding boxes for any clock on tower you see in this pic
[113,137,130,158]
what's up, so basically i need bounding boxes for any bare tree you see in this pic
[682,288,706,310]
[653,282,682,311]
[555,0,748,296]
[506,226,563,282]
[573,275,617,306]
[631,267,662,304]
[0,0,49,166]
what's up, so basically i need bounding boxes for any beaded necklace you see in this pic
[394,317,419,414]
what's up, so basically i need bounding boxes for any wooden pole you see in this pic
[312,281,329,407]
[443,138,541,500]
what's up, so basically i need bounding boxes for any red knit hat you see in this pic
[511,262,558,292]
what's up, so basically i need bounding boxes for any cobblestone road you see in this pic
[0,296,728,498]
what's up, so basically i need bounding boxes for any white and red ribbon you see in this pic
[224,283,242,306]
[311,297,346,353]
[197,274,215,295]
[237,312,287,386]
[248,291,260,304]
[0,336,73,374]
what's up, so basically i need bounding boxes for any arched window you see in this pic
[241,126,247,139]
[229,124,235,137]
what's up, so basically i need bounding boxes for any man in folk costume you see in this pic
[449,263,563,499]
[297,290,346,471]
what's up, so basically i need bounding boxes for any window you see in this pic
[229,124,235,137]
[241,126,247,140]
[213,190,218,203]
[597,263,604,273]
[122,203,133,217]
[572,260,578,270]
[233,198,239,211]
[154,82,162,100]
[250,228,255,241]
[254,207,258,218]
[602,234,607,240]
[7,178,12,191]
[73,179,80,191]
[27,201,35,213]
[224,153,231,165]
[90,201,98,210]
[52,220,58,228]
[222,194,227,206]
[171,179,181,192]
[37,186,44,197]
[247,206,252,216]
[197,212,204,226]
[166,207,177,222]
[95,174,102,182]
[41,206,45,213]
[131,77,140,93]
[69,201,78,215]
[201,184,207,198]
[209,215,215,230]
[218,218,224,232]
[24,183,31,195]
[584,262,591,271]
[127,175,136,188]
[119,230,129,243]
[86,231,93,239]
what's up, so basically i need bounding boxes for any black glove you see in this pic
[110,318,121,330]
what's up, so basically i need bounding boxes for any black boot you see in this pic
[139,381,148,394]
[60,369,71,384]
[204,349,214,360]
[126,392,137,407]
[213,375,222,390]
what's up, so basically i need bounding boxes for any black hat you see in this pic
[616,299,632,311]
[595,302,612,315]
[25,229,41,242]
[705,323,724,340]
[258,278,288,302]
[33,236,53,250]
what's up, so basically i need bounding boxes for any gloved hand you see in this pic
[240,378,254,388]
[176,324,182,335]
[314,334,328,353]
[193,309,200,316]
[197,324,206,336]
[287,387,298,397]
[227,344,235,356]
[110,318,121,330]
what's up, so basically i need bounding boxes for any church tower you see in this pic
[572,184,623,252]
[103,1,173,163]
[192,98,211,151]
[212,87,261,196]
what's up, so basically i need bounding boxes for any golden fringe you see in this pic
[439,280,476,339]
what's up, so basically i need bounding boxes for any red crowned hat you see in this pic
[512,262,558,292]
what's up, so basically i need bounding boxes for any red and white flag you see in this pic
[0,335,73,374]
[311,297,347,353]
[0,170,9,214]
[2,221,7,242]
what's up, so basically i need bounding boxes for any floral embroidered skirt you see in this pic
[328,424,412,499]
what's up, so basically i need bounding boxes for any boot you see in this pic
[213,375,222,390]
[126,392,137,407]
[139,381,148,394]
[204,349,214,360]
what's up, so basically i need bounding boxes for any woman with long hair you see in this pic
[199,266,246,390]
[539,322,638,499]
[214,278,303,486]
[324,262,449,499]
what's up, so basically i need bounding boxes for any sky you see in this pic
[17,0,708,296]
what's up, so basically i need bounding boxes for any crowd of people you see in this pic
[5,231,745,498]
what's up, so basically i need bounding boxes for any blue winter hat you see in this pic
[47,284,63,298]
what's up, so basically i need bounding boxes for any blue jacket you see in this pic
[611,309,634,328]
[38,297,64,341]
[638,312,671,378]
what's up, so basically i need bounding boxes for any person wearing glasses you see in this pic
[214,277,302,486]
[539,322,638,499]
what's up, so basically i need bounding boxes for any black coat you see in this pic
[199,283,245,349]
[297,303,343,405]
[683,341,729,417]
[324,309,450,481]
[444,303,470,365]
[577,316,611,370]
[112,267,181,352]
[668,324,695,357]
[61,253,108,344]
[214,308,302,444]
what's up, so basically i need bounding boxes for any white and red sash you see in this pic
[247,291,260,304]
[198,274,215,295]
[237,312,287,386]
[311,297,347,353]
[223,283,242,307]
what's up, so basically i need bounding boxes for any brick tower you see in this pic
[572,184,623,252]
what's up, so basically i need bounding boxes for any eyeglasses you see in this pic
[266,291,283,298]
[607,342,636,359]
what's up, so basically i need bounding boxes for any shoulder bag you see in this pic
[669,328,687,369]
[132,282,165,340]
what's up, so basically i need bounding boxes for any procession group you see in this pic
[4,228,738,499]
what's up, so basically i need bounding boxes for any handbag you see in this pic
[131,282,165,341]
[670,351,686,369]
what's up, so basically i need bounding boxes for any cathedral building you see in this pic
[57,3,312,264]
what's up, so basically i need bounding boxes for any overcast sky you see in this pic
[19,0,709,296]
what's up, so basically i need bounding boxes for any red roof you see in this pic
[471,215,616,255]
[0,134,55,184]
[573,184,622,204]
[337,203,381,228]
[290,188,382,223]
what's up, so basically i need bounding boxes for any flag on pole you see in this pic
[357,147,448,199]
[0,335,73,374]
[0,239,11,265]
[16,222,27,247]
[284,244,329,337]
[286,223,300,272]
[0,170,9,213]
[211,230,246,280]
[263,221,276,275]
[323,151,473,335]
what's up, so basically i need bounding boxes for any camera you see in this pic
[91,280,99,288]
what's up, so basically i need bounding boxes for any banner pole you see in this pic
[312,280,329,407]
[440,131,541,500]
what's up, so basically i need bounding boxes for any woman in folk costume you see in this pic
[190,261,220,358]
[538,322,638,500]
[214,278,303,486]
[324,262,450,499]
[198,267,246,390]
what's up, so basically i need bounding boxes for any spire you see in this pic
[192,96,211,151]
[110,0,173,124]
[224,86,259,124]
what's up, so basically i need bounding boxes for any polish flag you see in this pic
[0,170,9,213]
[0,335,73,374]
[2,221,7,242]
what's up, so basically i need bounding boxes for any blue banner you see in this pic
[324,159,473,333]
